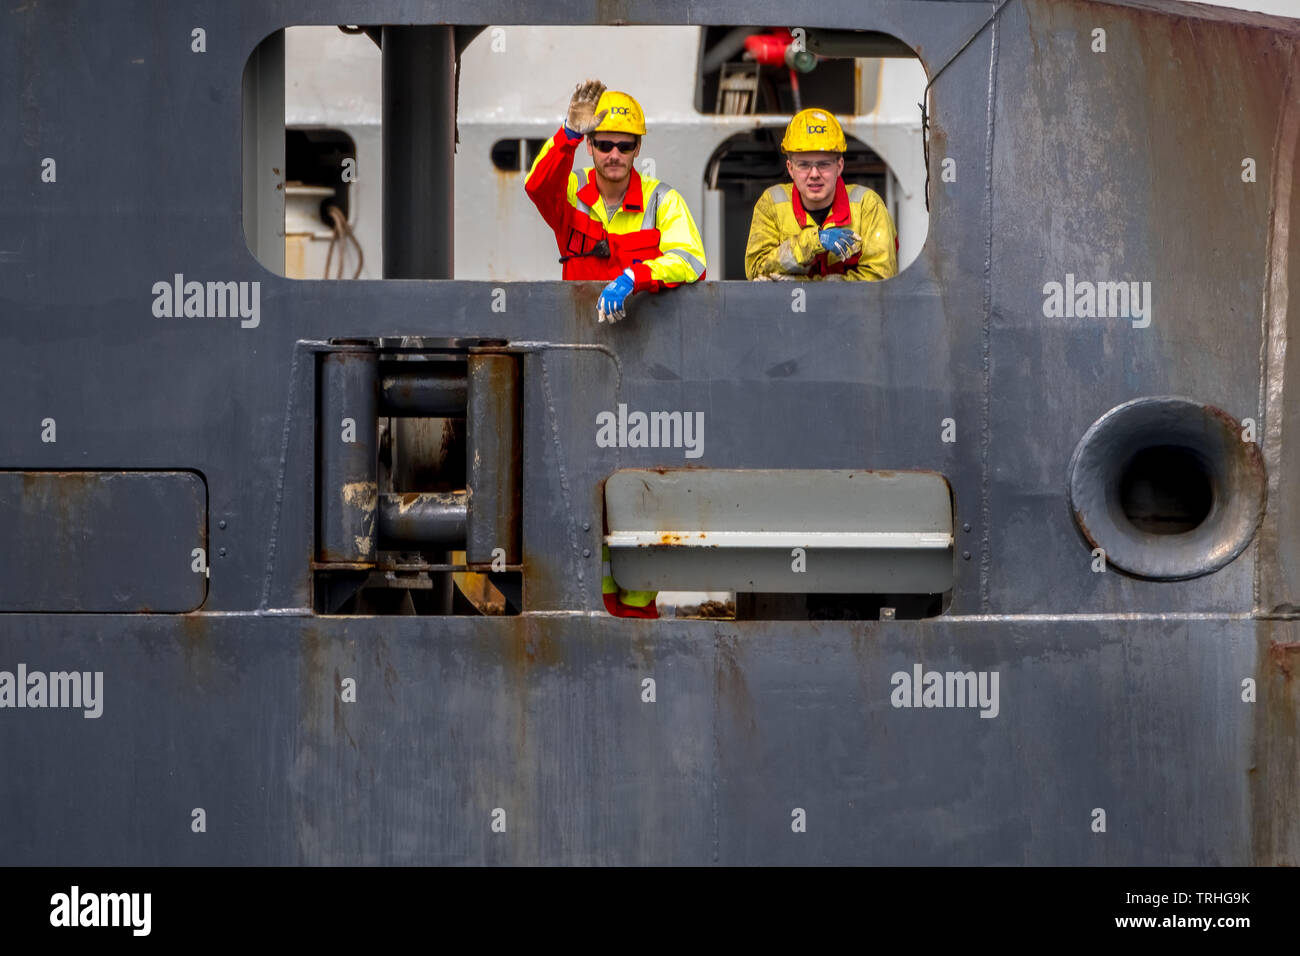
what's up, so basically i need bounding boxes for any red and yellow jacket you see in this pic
[744,178,897,281]
[525,128,706,291]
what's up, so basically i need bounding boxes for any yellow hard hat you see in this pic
[781,108,847,153]
[594,90,647,136]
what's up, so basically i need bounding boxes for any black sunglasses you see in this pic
[590,137,639,154]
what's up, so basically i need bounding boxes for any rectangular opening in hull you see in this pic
[604,468,952,620]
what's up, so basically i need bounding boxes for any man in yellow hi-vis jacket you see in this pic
[525,80,707,325]
[745,108,897,282]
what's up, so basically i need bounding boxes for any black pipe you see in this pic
[378,492,468,549]
[318,352,378,563]
[466,354,521,565]
[379,361,468,417]
[382,26,455,280]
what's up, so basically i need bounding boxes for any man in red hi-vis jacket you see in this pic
[526,81,707,618]
[525,80,707,326]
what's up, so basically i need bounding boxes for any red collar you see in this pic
[577,167,645,214]
[792,178,850,228]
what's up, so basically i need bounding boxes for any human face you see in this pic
[588,134,640,185]
[787,151,844,209]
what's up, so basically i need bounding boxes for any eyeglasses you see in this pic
[591,138,638,154]
[791,159,839,174]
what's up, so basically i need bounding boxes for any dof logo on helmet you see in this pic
[807,124,827,133]
[610,106,631,115]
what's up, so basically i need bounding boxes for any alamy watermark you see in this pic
[0,664,103,718]
[596,404,704,459]
[890,663,999,718]
[50,886,150,936]
[152,274,260,328]
[1042,273,1151,328]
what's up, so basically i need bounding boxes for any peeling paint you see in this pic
[341,481,377,511]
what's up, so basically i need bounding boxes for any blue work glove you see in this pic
[597,269,636,324]
[818,227,858,259]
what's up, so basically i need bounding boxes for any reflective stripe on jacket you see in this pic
[525,128,706,292]
[601,545,658,619]
[744,179,897,281]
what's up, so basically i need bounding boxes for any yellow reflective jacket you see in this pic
[601,545,658,618]
[744,179,897,281]
[526,129,707,291]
